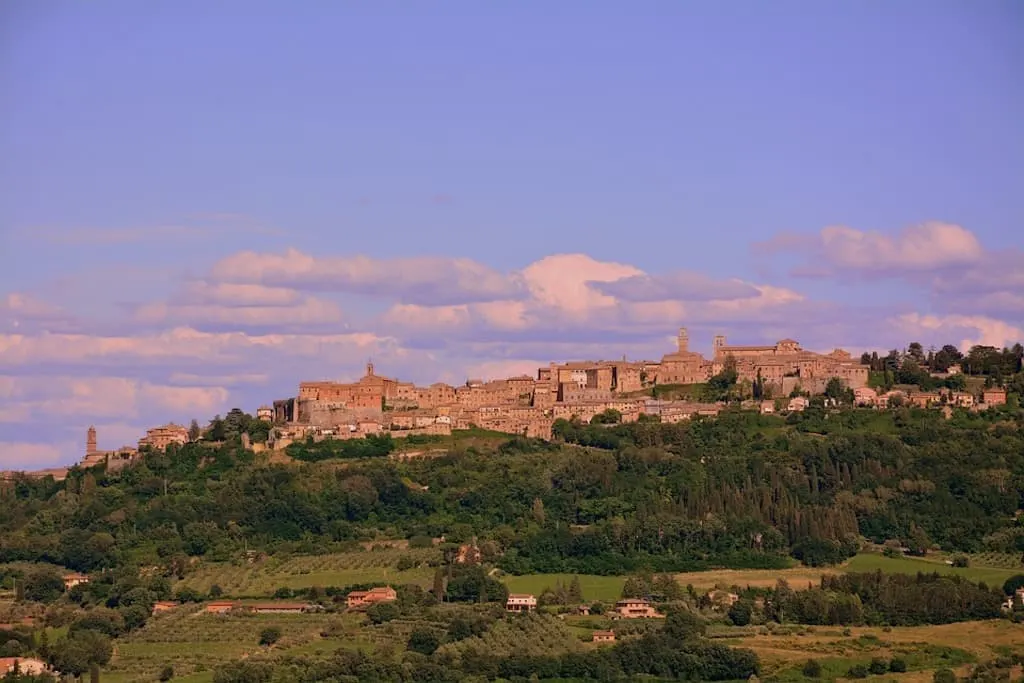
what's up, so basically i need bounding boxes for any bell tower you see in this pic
[366,359,375,377]
[713,335,727,357]
[677,327,689,353]
[86,426,97,456]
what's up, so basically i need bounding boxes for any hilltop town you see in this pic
[29,329,1015,479]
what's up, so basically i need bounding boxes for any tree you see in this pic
[366,601,400,624]
[432,567,446,602]
[46,630,112,678]
[663,608,706,642]
[802,659,822,678]
[934,669,957,683]
[160,665,175,681]
[728,599,753,626]
[407,628,440,655]
[187,419,201,442]
[567,575,584,604]
[1002,575,1024,596]
[531,497,546,525]
[258,627,281,646]
[22,567,65,603]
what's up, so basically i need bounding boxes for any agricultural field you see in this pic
[845,553,1022,585]
[175,546,440,596]
[725,620,1023,682]
[103,604,345,681]
[437,611,583,660]
[502,573,625,602]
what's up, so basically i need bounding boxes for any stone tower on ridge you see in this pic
[86,426,97,456]
[677,327,689,354]
[713,335,727,356]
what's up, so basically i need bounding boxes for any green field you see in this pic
[176,546,439,596]
[845,553,1021,585]
[103,605,349,681]
[501,573,626,602]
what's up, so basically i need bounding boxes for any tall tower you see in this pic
[713,335,727,357]
[366,360,375,377]
[677,327,689,353]
[86,426,97,456]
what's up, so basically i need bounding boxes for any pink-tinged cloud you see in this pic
[0,375,230,421]
[593,272,758,302]
[0,328,392,368]
[894,313,1024,350]
[210,249,523,305]
[135,297,343,328]
[0,441,69,469]
[176,282,304,307]
[819,222,983,271]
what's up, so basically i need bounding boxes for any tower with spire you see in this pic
[86,426,97,456]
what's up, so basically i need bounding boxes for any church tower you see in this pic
[86,426,97,456]
[366,360,375,377]
[713,335,727,357]
[677,327,689,354]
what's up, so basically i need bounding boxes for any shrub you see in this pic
[889,658,907,673]
[273,587,293,599]
[408,535,434,549]
[209,584,223,598]
[933,669,957,683]
[846,664,869,679]
[258,627,281,646]
[159,665,174,681]
[951,555,970,568]
[366,601,400,624]
[407,628,439,655]
[396,556,416,572]
[802,659,823,678]
[869,658,889,675]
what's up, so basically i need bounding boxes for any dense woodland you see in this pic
[2,403,1024,579]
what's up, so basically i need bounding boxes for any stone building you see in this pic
[138,423,189,451]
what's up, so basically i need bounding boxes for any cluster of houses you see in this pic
[852,386,1007,410]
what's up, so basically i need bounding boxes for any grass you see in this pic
[176,546,439,596]
[670,552,1021,593]
[103,604,345,681]
[845,553,1021,585]
[502,574,625,602]
[727,620,1018,682]
[674,566,840,591]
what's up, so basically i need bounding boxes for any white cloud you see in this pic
[211,249,523,305]
[894,313,1024,350]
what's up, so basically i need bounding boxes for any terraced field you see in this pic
[104,604,348,681]
[176,546,440,596]
[437,612,584,660]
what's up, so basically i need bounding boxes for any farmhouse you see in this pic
[251,602,312,614]
[151,601,177,615]
[0,658,48,676]
[614,598,662,619]
[62,572,89,590]
[346,585,398,609]
[205,601,238,614]
[505,593,537,613]
[592,630,616,643]
[706,590,740,610]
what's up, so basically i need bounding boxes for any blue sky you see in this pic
[1,1,1022,468]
